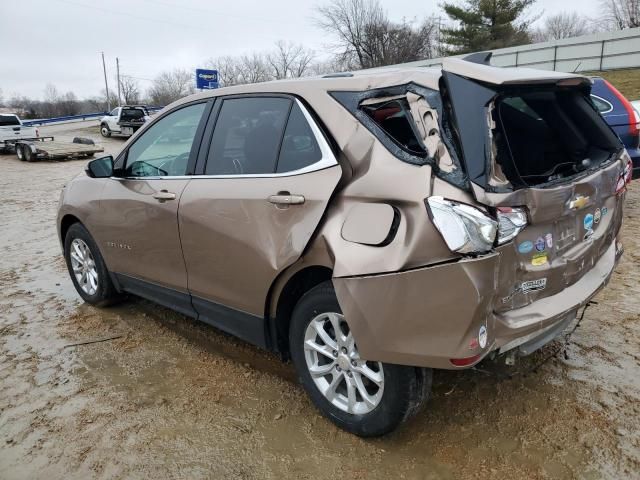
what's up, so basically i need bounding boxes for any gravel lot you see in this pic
[1,122,639,479]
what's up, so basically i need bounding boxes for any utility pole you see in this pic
[116,57,122,107]
[101,52,111,112]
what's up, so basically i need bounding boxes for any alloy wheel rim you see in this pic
[69,238,98,295]
[304,312,384,415]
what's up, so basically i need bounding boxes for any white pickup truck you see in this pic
[0,114,39,152]
[99,105,150,138]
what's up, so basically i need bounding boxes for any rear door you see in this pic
[179,95,341,341]
[440,59,626,310]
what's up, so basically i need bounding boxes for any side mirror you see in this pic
[85,155,114,178]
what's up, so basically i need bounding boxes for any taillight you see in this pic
[616,153,632,194]
[496,207,528,245]
[604,79,639,138]
[427,196,497,254]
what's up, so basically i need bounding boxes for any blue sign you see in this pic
[196,69,219,89]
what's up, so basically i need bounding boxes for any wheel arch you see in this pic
[59,213,83,245]
[268,264,333,357]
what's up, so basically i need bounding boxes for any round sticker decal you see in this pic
[518,240,533,253]
[534,237,546,252]
[594,208,601,224]
[584,213,594,231]
[478,325,487,349]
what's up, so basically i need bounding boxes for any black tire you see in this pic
[16,144,24,161]
[23,145,35,162]
[73,137,95,145]
[289,281,432,437]
[63,223,121,306]
[100,124,111,138]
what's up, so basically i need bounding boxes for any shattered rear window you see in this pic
[361,99,426,156]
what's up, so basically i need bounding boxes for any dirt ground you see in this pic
[0,123,639,480]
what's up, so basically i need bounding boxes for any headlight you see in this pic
[427,196,497,254]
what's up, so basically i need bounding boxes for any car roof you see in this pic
[167,62,589,112]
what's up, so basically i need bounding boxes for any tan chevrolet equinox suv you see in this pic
[58,57,630,436]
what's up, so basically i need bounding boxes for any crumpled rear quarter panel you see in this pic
[333,254,499,369]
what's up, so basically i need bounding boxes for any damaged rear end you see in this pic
[331,59,629,369]
[432,58,629,360]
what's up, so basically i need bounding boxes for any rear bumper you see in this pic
[333,240,622,370]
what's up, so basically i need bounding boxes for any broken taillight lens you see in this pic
[427,196,497,254]
[496,207,528,245]
[616,153,633,194]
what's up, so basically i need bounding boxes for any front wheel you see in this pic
[100,124,111,137]
[64,223,121,306]
[289,281,431,437]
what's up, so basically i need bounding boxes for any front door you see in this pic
[178,96,341,343]
[93,102,209,313]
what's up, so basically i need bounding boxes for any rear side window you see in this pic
[590,95,613,114]
[206,97,291,175]
[276,103,322,173]
[361,99,426,156]
[0,115,20,126]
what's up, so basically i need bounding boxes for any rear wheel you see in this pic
[289,281,431,437]
[23,145,34,162]
[64,223,121,306]
[100,124,111,138]
[16,144,24,161]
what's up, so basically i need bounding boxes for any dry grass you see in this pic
[583,68,640,101]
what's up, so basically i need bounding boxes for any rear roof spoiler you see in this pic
[463,51,492,66]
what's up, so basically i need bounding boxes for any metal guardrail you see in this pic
[22,107,164,127]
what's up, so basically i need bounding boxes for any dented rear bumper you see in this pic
[333,239,622,370]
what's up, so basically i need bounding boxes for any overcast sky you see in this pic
[1,0,602,100]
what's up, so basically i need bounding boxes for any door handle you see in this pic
[268,194,305,205]
[152,190,176,202]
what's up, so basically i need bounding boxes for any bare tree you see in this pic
[119,76,141,104]
[148,69,195,106]
[267,41,315,79]
[533,11,591,41]
[58,91,79,116]
[315,0,438,69]
[236,53,271,84]
[602,0,640,28]
[207,56,241,87]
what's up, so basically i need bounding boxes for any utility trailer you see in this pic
[8,137,104,162]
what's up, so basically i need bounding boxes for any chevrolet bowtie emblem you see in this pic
[569,195,589,210]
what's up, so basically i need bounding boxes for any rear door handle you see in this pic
[152,190,176,202]
[268,194,305,205]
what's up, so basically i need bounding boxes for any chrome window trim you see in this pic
[590,94,613,114]
[115,98,338,181]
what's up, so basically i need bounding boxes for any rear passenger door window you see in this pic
[276,103,323,173]
[205,97,291,175]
